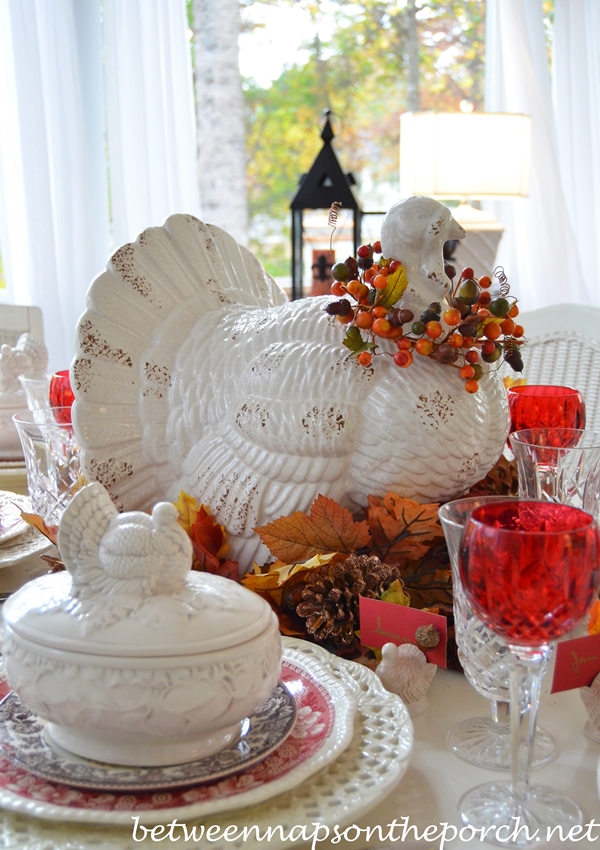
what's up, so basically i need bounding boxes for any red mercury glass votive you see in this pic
[507,384,585,445]
[49,370,75,425]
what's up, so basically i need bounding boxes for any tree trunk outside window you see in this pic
[406,0,420,112]
[193,0,248,245]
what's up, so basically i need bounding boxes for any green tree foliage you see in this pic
[244,0,485,271]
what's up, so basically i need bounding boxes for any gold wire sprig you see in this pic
[328,201,342,252]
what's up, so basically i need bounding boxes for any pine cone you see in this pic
[296,554,401,648]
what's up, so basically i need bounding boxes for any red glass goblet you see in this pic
[507,385,585,449]
[458,500,600,844]
[49,371,75,425]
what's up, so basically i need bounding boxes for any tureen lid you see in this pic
[3,570,274,657]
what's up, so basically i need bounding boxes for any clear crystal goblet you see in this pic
[511,429,600,517]
[458,500,600,847]
[439,496,554,770]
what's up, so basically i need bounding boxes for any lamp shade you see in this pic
[400,112,532,200]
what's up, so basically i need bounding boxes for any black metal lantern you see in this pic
[290,111,362,300]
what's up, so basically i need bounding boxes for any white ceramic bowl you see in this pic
[3,571,281,766]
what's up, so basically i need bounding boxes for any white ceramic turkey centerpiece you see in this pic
[72,196,510,571]
[2,482,281,767]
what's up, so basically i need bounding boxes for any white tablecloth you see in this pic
[1,552,598,849]
[299,666,600,850]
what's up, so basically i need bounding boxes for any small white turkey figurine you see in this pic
[0,333,49,394]
[376,641,437,718]
[0,333,49,456]
[57,480,193,630]
[72,196,510,571]
[580,672,600,743]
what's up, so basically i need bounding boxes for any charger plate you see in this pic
[0,640,355,825]
[0,639,413,846]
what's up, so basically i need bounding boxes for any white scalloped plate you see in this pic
[0,640,365,826]
[0,639,413,850]
[0,491,29,544]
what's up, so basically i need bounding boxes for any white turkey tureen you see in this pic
[72,196,510,570]
[2,482,281,767]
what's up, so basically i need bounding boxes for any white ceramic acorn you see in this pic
[580,671,600,743]
[2,481,281,767]
[72,196,509,570]
[376,641,437,718]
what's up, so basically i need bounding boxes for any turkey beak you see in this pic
[448,217,466,240]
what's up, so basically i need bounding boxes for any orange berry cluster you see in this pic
[325,244,524,394]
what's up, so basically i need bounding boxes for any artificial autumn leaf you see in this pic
[256,591,308,637]
[242,552,338,596]
[342,326,376,357]
[41,554,65,572]
[467,454,519,497]
[588,600,600,635]
[20,511,58,546]
[206,558,240,581]
[255,494,371,564]
[173,491,199,534]
[380,578,410,606]
[174,492,230,560]
[400,540,454,610]
[503,376,527,389]
[173,491,238,577]
[377,263,408,308]
[476,316,502,335]
[366,492,441,565]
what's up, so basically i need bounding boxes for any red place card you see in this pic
[359,596,447,668]
[551,633,600,693]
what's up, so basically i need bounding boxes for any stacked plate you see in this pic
[0,490,53,570]
[0,639,414,850]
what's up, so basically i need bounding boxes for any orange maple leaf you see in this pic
[366,492,441,565]
[255,494,371,564]
[588,599,600,635]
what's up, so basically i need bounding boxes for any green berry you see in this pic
[332,263,350,282]
[489,297,510,318]
[411,320,426,336]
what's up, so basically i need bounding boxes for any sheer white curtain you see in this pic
[553,0,600,304]
[484,0,590,310]
[103,0,201,247]
[0,0,109,370]
[0,0,200,369]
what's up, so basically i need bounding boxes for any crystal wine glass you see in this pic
[49,370,75,425]
[13,408,81,524]
[458,500,600,846]
[507,385,585,437]
[439,497,554,771]
[511,429,600,514]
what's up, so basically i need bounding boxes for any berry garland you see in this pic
[325,241,524,394]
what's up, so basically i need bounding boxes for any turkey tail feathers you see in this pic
[72,216,285,513]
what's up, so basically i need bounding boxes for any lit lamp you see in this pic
[399,111,532,274]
